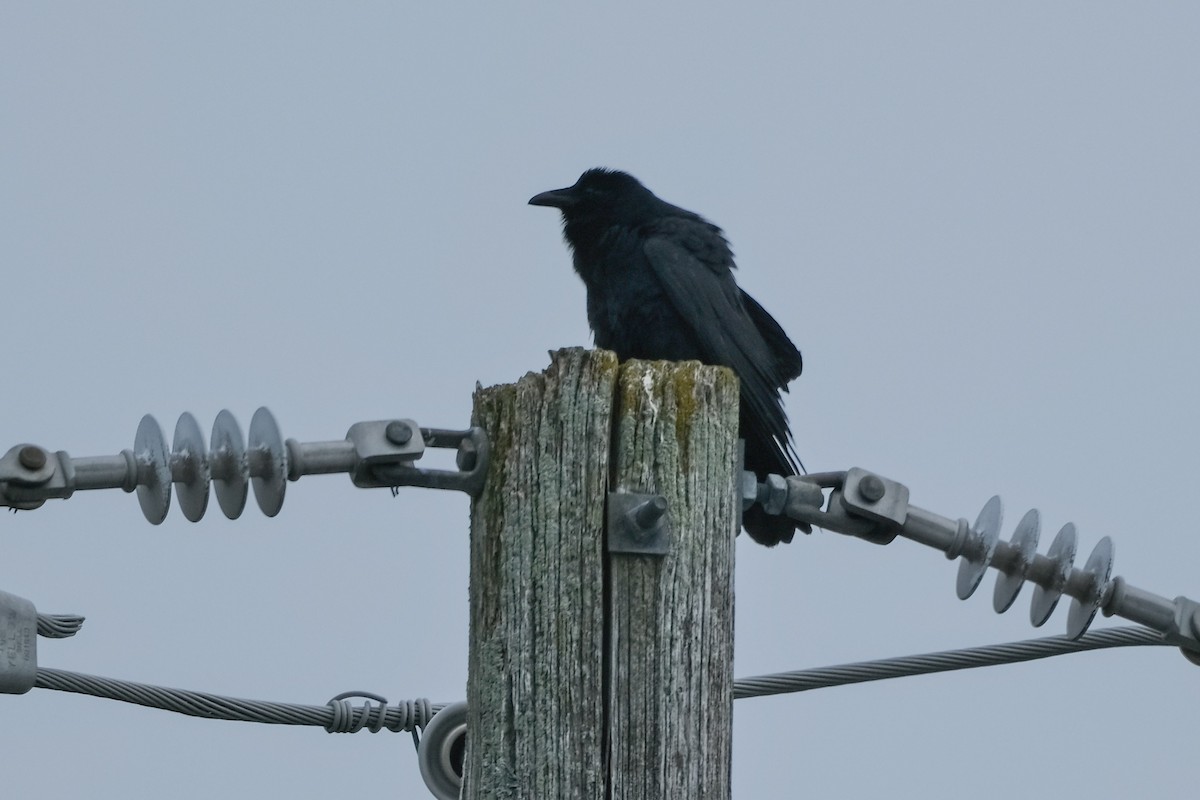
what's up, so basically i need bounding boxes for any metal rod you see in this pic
[899,506,960,552]
[1106,578,1178,633]
[286,440,357,479]
[71,455,135,491]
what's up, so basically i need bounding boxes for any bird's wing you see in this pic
[642,219,798,471]
[740,290,803,384]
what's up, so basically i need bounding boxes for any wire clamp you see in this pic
[0,590,37,694]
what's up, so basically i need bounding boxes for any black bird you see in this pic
[529,168,803,546]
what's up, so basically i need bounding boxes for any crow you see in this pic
[529,168,803,546]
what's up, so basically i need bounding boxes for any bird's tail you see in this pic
[743,504,798,546]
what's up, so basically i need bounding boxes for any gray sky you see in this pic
[3,3,1198,798]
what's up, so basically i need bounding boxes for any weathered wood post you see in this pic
[464,347,739,800]
[607,358,739,799]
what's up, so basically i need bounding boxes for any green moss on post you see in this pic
[610,359,739,800]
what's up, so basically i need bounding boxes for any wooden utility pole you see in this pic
[464,348,739,800]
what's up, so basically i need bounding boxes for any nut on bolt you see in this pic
[456,439,478,471]
[761,474,789,515]
[385,421,413,446]
[18,446,47,471]
[858,473,886,503]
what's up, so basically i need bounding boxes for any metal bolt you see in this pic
[18,446,46,471]
[385,421,412,446]
[456,439,478,472]
[859,474,886,503]
[740,471,759,511]
[763,474,788,515]
[631,496,668,531]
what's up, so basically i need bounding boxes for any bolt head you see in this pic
[18,446,46,471]
[633,496,668,530]
[385,421,413,446]
[859,474,886,503]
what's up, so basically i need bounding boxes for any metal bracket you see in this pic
[607,492,671,556]
[841,467,910,530]
[352,426,489,497]
[0,445,74,510]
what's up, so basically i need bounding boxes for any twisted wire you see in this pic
[35,667,444,733]
[324,691,432,735]
[36,614,85,639]
[29,628,1169,734]
[734,626,1168,699]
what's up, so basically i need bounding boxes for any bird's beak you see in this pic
[528,187,576,209]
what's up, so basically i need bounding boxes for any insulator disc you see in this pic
[956,495,1002,600]
[1067,536,1114,640]
[1030,522,1077,627]
[248,407,287,517]
[994,508,1040,613]
[211,410,248,520]
[173,412,210,522]
[418,701,468,800]
[134,414,172,525]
